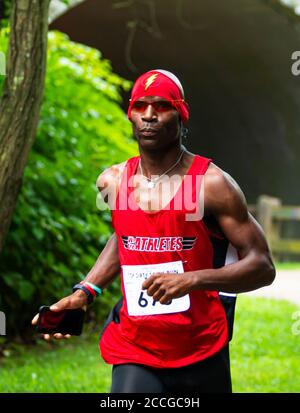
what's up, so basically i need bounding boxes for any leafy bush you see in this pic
[0,30,137,339]
[0,1,11,23]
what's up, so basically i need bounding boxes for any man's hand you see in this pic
[141,272,194,304]
[31,290,88,341]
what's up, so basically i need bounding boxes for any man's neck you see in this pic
[138,144,186,177]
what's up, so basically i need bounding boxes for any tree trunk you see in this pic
[0,0,50,252]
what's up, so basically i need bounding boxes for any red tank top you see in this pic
[99,154,229,368]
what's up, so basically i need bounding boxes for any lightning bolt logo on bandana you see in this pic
[144,73,158,90]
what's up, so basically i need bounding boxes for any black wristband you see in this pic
[73,283,94,305]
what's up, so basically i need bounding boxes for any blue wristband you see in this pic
[84,281,103,296]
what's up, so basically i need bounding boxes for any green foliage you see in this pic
[0,30,137,338]
[0,22,8,48]
[0,0,11,23]
[0,297,299,392]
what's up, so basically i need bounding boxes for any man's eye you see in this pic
[132,102,147,111]
[131,100,173,112]
[154,102,172,111]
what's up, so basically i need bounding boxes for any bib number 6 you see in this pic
[138,291,172,307]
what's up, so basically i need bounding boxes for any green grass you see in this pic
[0,330,112,392]
[0,297,299,392]
[274,261,300,270]
[231,297,300,392]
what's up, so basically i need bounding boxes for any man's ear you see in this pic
[180,120,188,141]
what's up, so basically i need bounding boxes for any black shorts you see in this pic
[111,345,232,393]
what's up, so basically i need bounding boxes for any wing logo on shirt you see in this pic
[121,236,197,252]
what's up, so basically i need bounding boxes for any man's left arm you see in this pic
[189,166,276,294]
[142,165,276,303]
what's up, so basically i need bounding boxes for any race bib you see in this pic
[122,260,190,316]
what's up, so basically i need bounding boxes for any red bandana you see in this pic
[128,70,189,123]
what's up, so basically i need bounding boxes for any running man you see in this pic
[32,69,275,393]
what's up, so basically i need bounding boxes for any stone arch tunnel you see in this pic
[51,0,300,204]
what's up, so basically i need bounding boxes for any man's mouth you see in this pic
[140,128,159,137]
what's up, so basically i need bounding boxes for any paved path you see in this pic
[244,270,300,307]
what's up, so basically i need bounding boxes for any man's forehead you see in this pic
[136,96,169,102]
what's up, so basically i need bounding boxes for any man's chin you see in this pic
[138,133,159,143]
[138,137,163,149]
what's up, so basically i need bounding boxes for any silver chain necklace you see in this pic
[139,149,185,189]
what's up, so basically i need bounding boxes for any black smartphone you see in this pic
[36,306,85,336]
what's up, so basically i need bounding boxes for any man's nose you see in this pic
[142,104,157,121]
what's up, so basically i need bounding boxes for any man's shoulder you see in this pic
[96,160,128,190]
[204,162,247,214]
[205,162,229,186]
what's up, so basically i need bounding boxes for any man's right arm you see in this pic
[54,162,126,307]
[82,162,127,289]
[31,165,124,339]
[82,231,120,290]
[60,231,120,312]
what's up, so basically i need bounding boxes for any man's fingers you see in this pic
[50,296,73,311]
[152,288,165,302]
[50,302,65,311]
[42,333,71,340]
[160,296,173,305]
[53,333,71,339]
[141,277,152,290]
[31,314,39,325]
[142,273,161,290]
[146,286,157,297]
[50,295,86,312]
